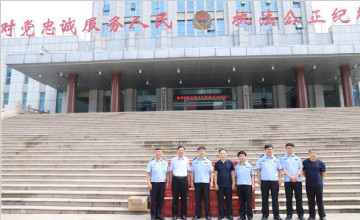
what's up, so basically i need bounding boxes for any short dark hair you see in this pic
[237,151,247,157]
[309,149,317,153]
[285,143,294,148]
[155,148,162,151]
[177,145,185,150]
[219,149,227,154]
[264,144,273,149]
[197,146,206,151]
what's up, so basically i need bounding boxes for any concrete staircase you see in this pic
[2,108,360,214]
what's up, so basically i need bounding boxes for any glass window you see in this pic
[261,18,278,34]
[206,1,214,10]
[137,89,156,111]
[323,85,340,107]
[6,67,11,85]
[125,22,141,37]
[187,1,194,11]
[217,19,225,35]
[237,1,251,11]
[293,1,300,8]
[24,76,29,84]
[296,17,303,33]
[126,1,141,16]
[178,1,185,11]
[39,92,45,111]
[353,84,359,107]
[196,1,204,10]
[286,86,297,108]
[261,1,277,11]
[22,92,27,106]
[3,93,9,108]
[238,22,252,35]
[103,1,110,15]
[102,23,109,37]
[197,29,205,36]
[57,91,62,113]
[151,21,164,38]
[178,20,186,36]
[252,86,273,109]
[207,21,215,35]
[216,1,223,10]
[187,20,194,36]
[152,1,164,14]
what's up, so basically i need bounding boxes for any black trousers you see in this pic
[306,186,326,218]
[195,183,210,217]
[217,187,233,217]
[172,176,188,216]
[260,180,280,218]
[150,182,166,218]
[285,182,304,218]
[236,185,253,219]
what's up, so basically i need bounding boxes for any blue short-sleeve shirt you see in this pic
[146,158,169,182]
[256,154,282,181]
[235,161,254,185]
[214,160,234,187]
[190,157,214,183]
[281,153,303,182]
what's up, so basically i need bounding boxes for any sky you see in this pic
[1,1,360,38]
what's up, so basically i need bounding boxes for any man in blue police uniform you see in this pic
[281,143,305,220]
[235,151,254,220]
[190,146,214,220]
[214,149,235,220]
[146,148,170,220]
[256,144,283,220]
[303,149,327,220]
[170,146,190,220]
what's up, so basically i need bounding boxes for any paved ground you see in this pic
[2,214,360,220]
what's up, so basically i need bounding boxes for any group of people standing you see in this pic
[146,144,327,220]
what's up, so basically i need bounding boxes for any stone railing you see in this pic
[1,103,49,120]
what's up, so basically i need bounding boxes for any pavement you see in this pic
[2,214,360,220]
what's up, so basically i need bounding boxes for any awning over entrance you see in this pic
[6,45,360,92]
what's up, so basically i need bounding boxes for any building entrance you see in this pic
[184,98,226,110]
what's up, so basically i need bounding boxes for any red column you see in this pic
[340,64,354,107]
[294,66,308,108]
[67,73,78,113]
[110,71,121,112]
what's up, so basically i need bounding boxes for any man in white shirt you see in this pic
[170,146,190,220]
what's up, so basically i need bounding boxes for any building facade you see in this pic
[2,1,360,113]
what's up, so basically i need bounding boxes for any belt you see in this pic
[173,176,187,179]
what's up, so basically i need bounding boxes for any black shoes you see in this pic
[298,216,305,220]
[237,217,246,220]
[218,217,224,220]
[192,217,200,220]
[158,217,165,220]
[180,215,187,220]
[172,215,178,220]
[206,216,212,220]
[227,216,234,220]
[307,217,315,220]
[274,216,283,220]
[261,216,268,220]
[320,217,327,220]
[285,216,292,220]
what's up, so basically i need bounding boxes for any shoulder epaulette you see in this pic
[206,157,212,161]
[294,154,301,159]
[162,158,167,161]
[259,154,265,158]
[149,157,155,162]
[273,154,279,158]
[247,160,252,164]
[281,154,286,157]
[193,156,199,161]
